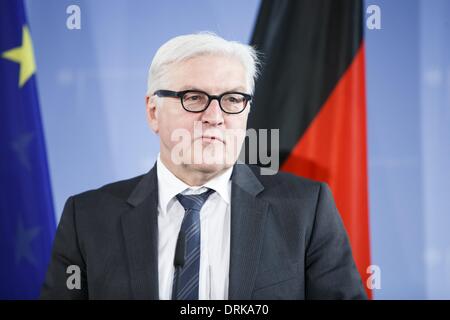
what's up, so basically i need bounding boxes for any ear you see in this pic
[146,94,159,133]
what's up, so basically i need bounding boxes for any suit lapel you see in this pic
[119,162,268,300]
[228,164,269,299]
[121,165,159,299]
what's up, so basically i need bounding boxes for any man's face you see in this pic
[146,54,250,176]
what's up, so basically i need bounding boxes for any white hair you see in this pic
[146,32,261,97]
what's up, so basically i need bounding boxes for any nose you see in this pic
[201,98,224,126]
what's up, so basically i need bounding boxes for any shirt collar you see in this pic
[156,154,233,216]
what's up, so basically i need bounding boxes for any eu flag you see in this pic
[0,0,56,299]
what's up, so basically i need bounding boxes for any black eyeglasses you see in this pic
[153,89,252,114]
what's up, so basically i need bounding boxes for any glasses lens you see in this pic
[182,91,208,111]
[221,93,247,113]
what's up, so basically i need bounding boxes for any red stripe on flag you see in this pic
[281,44,372,298]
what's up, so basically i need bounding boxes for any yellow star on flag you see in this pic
[1,25,37,87]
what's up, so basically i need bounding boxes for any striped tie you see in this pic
[172,188,215,300]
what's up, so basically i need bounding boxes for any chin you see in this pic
[187,162,230,175]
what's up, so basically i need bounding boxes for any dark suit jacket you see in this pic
[41,163,367,299]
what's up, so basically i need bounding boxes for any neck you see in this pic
[160,153,230,186]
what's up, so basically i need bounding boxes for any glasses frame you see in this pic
[153,89,252,114]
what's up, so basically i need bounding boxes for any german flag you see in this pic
[249,0,371,298]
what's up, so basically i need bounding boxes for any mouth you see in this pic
[200,135,225,144]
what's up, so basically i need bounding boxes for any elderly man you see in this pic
[41,33,367,300]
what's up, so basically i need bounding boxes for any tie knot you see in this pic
[176,188,215,212]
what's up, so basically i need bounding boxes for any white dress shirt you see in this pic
[156,154,232,300]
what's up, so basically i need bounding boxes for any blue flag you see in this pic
[0,0,56,299]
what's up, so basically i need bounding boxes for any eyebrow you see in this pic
[177,85,247,93]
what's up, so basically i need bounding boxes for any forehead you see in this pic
[165,54,248,93]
